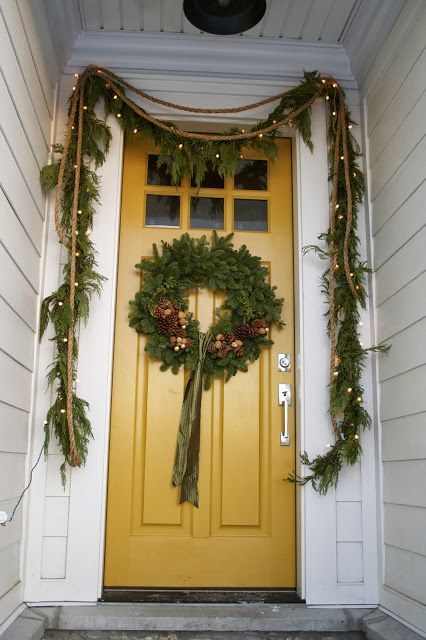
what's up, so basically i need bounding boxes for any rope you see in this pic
[328,110,342,432]
[54,66,357,465]
[338,91,358,299]
[107,78,318,141]
[65,79,86,467]
[91,65,299,114]
[54,90,79,246]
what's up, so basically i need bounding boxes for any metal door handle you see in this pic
[278,384,291,446]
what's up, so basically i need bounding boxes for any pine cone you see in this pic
[248,325,259,337]
[153,305,163,318]
[223,332,235,346]
[217,346,229,358]
[252,319,266,329]
[234,323,251,340]
[157,315,178,334]
[235,346,244,358]
[207,342,217,354]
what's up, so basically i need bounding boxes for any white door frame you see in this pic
[24,70,378,607]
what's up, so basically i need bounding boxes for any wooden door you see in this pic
[104,138,295,587]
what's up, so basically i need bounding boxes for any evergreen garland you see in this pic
[39,66,388,492]
[129,232,283,390]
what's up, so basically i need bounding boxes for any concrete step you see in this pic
[36,604,371,634]
[43,632,366,640]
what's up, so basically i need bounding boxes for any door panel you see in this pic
[104,138,295,587]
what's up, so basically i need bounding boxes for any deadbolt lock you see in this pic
[278,353,291,372]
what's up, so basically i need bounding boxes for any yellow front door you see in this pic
[104,137,295,588]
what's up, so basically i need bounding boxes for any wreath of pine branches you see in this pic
[39,66,388,491]
[128,232,283,390]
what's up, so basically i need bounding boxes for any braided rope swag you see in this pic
[39,66,388,500]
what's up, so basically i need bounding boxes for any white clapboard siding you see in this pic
[382,413,426,463]
[361,2,426,631]
[0,402,28,454]
[384,546,426,606]
[374,180,425,269]
[0,0,56,627]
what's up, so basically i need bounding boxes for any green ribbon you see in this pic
[172,331,211,507]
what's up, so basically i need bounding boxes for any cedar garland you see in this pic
[39,66,388,492]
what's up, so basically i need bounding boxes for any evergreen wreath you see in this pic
[129,232,283,389]
[38,65,389,494]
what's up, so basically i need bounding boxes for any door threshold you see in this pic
[101,588,304,604]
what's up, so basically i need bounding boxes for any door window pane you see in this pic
[191,162,224,189]
[234,160,267,190]
[190,196,224,229]
[234,198,268,231]
[145,194,180,227]
[147,154,176,186]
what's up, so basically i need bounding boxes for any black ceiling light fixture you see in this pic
[183,0,267,36]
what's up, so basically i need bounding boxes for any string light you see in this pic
[326,443,332,448]
[258,133,263,138]
[178,143,183,149]
[62,338,68,343]
[340,155,344,160]
[78,209,82,214]
[133,128,138,134]
[113,95,118,100]
[338,214,344,220]
[215,153,220,158]
[332,111,336,116]
[60,409,66,414]
[83,105,87,110]
[333,371,339,377]
[348,125,353,130]
[117,113,121,118]
[75,252,80,257]
[358,321,363,326]
[321,79,326,84]
[354,434,359,440]
[71,126,75,130]
[58,301,63,307]
[335,204,340,209]
[240,154,243,159]
[75,282,79,287]
[332,82,337,88]
[241,129,245,133]
[350,272,354,277]
[74,73,79,78]
[334,264,339,270]
[325,95,330,101]
[347,387,352,393]
[353,172,356,177]
[72,86,76,91]
[75,230,79,235]
[356,285,360,290]
[44,420,48,425]
[357,396,362,402]
[272,120,277,124]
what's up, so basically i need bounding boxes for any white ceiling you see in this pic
[77,0,361,42]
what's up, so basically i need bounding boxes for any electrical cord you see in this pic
[0,443,44,526]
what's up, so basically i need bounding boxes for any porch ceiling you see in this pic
[77,0,360,42]
[44,0,406,88]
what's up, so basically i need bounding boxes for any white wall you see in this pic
[0,0,56,629]
[360,0,426,633]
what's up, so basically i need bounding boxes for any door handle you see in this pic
[278,384,291,446]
